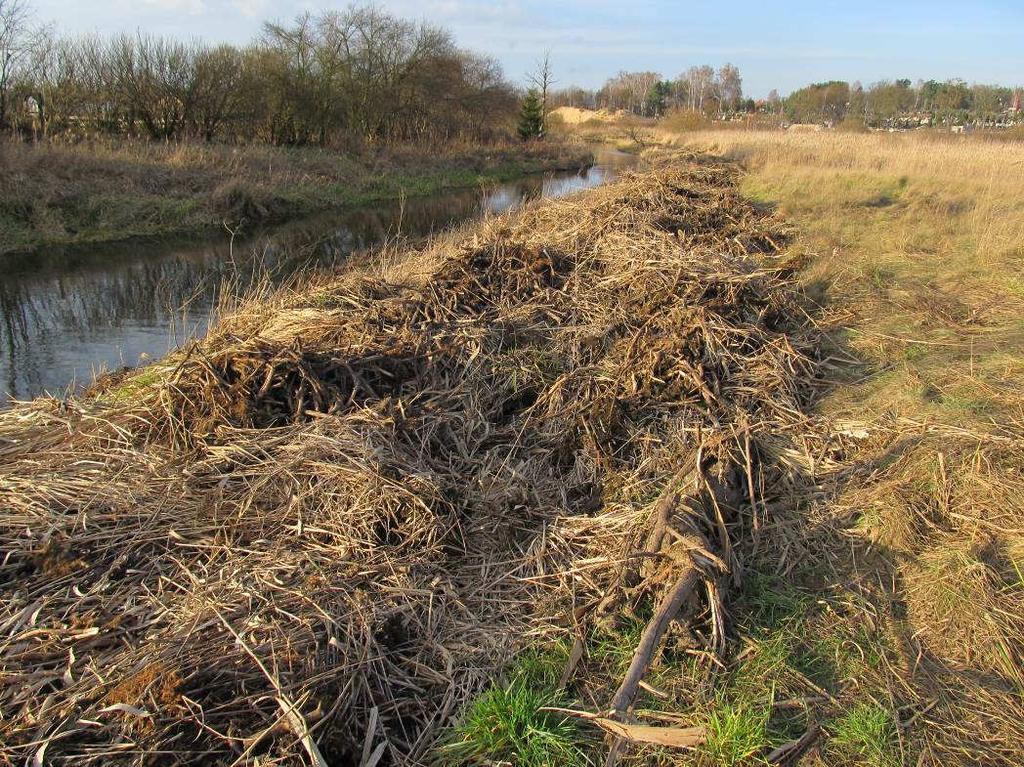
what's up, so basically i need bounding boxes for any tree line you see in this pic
[551,66,1021,130]
[551,65,747,118]
[785,79,1023,128]
[0,0,519,145]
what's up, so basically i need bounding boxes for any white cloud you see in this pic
[229,0,271,18]
[137,0,207,14]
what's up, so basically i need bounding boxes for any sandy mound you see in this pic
[550,106,629,125]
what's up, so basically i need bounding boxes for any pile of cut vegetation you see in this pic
[0,158,827,765]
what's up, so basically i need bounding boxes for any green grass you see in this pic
[443,679,589,767]
[587,618,647,676]
[830,703,900,767]
[104,367,166,402]
[438,554,899,767]
[688,577,818,765]
[737,571,809,631]
[700,701,773,766]
[442,643,591,767]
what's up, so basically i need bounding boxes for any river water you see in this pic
[0,148,636,404]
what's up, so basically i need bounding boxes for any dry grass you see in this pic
[652,129,1024,765]
[6,124,1023,765]
[0,137,590,258]
[0,158,828,765]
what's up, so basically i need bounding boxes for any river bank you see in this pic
[0,139,592,262]
[0,149,635,403]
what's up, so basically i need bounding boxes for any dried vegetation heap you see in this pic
[0,158,825,764]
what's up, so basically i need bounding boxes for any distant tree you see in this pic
[550,85,595,110]
[934,80,971,111]
[866,79,917,125]
[456,53,518,141]
[190,44,243,141]
[717,63,742,112]
[598,70,662,115]
[769,75,1019,130]
[517,88,543,140]
[679,65,716,113]
[786,81,849,124]
[645,80,671,117]
[918,79,942,110]
[528,51,555,132]
[108,34,198,140]
[848,81,866,121]
[970,83,1010,114]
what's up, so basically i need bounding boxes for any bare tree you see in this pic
[191,44,242,141]
[717,63,742,113]
[550,85,595,110]
[22,23,54,138]
[598,70,661,115]
[0,0,36,130]
[692,65,715,112]
[0,2,521,144]
[528,51,554,136]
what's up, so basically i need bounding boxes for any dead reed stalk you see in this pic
[0,156,824,765]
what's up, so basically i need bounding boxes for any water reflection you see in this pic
[0,149,636,403]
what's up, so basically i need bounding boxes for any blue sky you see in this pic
[33,0,1024,97]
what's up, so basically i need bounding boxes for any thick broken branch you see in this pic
[608,564,701,718]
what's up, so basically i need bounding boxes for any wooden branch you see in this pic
[643,459,698,557]
[608,564,701,719]
[766,723,820,764]
[631,455,700,587]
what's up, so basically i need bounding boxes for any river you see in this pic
[0,148,636,405]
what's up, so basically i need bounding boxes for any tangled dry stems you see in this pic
[0,158,827,764]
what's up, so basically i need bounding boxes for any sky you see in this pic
[31,0,1024,98]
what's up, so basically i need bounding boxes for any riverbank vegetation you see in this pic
[560,119,1024,763]
[0,138,590,258]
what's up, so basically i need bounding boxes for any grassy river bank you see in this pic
[0,139,592,262]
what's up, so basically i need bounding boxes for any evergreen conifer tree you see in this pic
[517,89,544,140]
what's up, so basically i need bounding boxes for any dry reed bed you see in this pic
[0,159,827,765]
